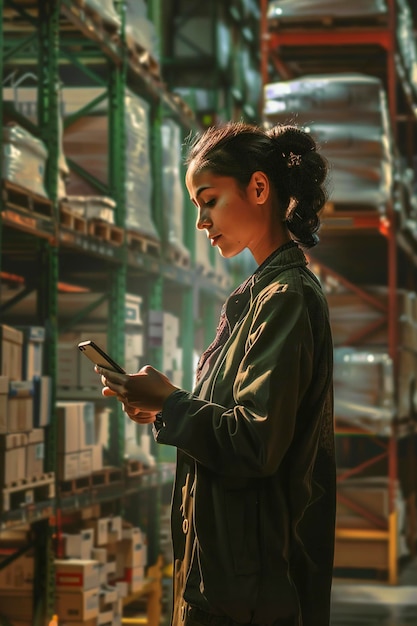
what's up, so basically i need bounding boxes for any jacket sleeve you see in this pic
[154,284,315,477]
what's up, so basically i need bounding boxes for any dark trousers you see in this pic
[185,605,297,626]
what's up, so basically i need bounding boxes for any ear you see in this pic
[249,171,269,204]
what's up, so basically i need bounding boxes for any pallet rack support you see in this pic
[263,0,409,583]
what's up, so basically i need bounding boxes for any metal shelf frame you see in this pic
[263,0,417,584]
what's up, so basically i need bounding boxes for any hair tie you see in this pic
[286,152,302,168]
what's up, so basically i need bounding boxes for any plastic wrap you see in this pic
[267,0,387,19]
[325,157,392,208]
[161,119,190,261]
[124,90,158,240]
[396,0,417,89]
[3,84,69,197]
[64,196,116,223]
[264,74,390,127]
[2,124,48,197]
[264,74,393,208]
[125,0,159,60]
[333,347,395,433]
[84,0,121,31]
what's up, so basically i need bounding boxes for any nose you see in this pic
[196,207,212,231]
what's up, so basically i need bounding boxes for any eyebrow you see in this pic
[189,185,212,204]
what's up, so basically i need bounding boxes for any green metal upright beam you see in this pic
[107,3,128,468]
[35,2,61,623]
[0,0,3,270]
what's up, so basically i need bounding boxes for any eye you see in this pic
[204,198,216,208]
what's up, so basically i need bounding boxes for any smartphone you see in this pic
[78,340,126,374]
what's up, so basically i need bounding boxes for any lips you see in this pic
[210,234,221,246]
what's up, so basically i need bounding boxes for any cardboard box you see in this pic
[125,293,143,325]
[57,342,79,388]
[83,517,109,546]
[18,325,45,379]
[79,448,92,476]
[64,529,94,560]
[56,587,99,621]
[0,590,33,620]
[0,549,34,590]
[0,325,23,380]
[79,402,95,448]
[33,375,52,427]
[55,559,100,591]
[26,428,45,477]
[57,452,79,481]
[0,376,8,434]
[0,433,27,485]
[57,402,80,453]
[110,527,147,569]
[8,381,34,433]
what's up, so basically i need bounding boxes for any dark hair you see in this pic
[185,121,328,248]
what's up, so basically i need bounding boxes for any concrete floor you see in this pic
[331,557,417,625]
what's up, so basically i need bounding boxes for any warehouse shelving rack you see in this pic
[263,0,417,584]
[0,2,262,625]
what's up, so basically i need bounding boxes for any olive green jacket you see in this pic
[155,244,335,626]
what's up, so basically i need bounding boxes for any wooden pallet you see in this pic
[1,472,55,513]
[195,263,216,279]
[91,466,123,487]
[88,218,124,245]
[126,38,161,80]
[2,179,53,218]
[165,246,191,270]
[59,474,92,496]
[124,459,144,478]
[71,0,120,36]
[59,203,88,234]
[126,230,161,257]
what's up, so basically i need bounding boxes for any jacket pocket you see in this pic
[225,484,260,575]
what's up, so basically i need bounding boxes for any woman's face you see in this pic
[186,165,274,262]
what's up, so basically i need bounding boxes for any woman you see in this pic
[97,122,336,626]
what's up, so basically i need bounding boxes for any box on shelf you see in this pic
[18,326,45,379]
[0,549,34,590]
[57,451,80,482]
[64,529,95,561]
[55,559,100,591]
[0,325,23,381]
[83,517,109,547]
[8,381,34,433]
[0,590,33,621]
[0,376,8,434]
[57,342,79,388]
[56,587,100,622]
[26,428,45,477]
[33,375,52,427]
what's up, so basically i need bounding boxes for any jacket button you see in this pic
[182,518,189,533]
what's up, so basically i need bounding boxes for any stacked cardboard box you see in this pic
[0,324,53,514]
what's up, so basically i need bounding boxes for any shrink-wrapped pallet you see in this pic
[264,74,390,127]
[3,85,70,198]
[63,196,116,223]
[161,118,190,264]
[125,0,159,60]
[267,0,387,19]
[264,74,393,208]
[2,124,48,197]
[83,0,121,32]
[124,91,158,240]
[63,88,158,240]
[333,347,395,433]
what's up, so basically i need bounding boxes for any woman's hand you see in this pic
[95,364,178,416]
